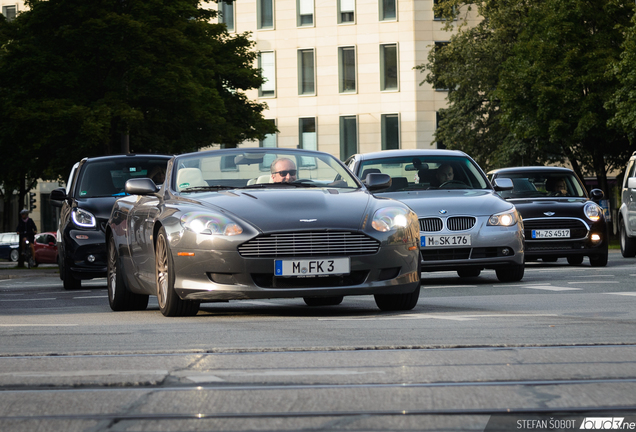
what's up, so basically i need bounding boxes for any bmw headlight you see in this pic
[487,208,519,227]
[584,202,602,222]
[180,211,243,236]
[372,207,411,232]
[72,208,96,228]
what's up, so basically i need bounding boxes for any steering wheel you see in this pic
[439,180,467,188]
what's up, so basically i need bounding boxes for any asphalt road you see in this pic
[0,252,635,431]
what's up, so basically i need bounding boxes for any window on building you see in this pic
[339,116,357,160]
[2,5,17,21]
[258,0,274,29]
[298,49,316,95]
[380,44,398,91]
[260,119,277,170]
[338,46,356,93]
[219,0,235,31]
[299,118,317,167]
[381,114,400,150]
[379,0,396,21]
[259,51,276,97]
[297,0,314,26]
[433,41,449,91]
[338,0,355,23]
[436,111,446,149]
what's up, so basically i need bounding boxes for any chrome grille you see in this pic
[419,218,443,232]
[447,216,476,231]
[238,232,380,257]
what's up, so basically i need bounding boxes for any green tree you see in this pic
[420,0,633,193]
[0,0,276,185]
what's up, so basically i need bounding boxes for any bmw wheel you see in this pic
[155,227,200,317]
[107,235,149,311]
[495,264,524,282]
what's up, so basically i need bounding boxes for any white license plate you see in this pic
[274,258,350,277]
[421,235,471,247]
[531,229,570,239]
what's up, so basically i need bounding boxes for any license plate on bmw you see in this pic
[275,258,350,277]
[531,229,570,239]
[421,235,471,247]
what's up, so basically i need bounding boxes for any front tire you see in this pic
[589,252,608,267]
[374,285,420,311]
[620,221,636,257]
[496,264,525,282]
[303,296,344,306]
[107,235,148,311]
[566,255,584,266]
[156,227,200,317]
[62,255,81,290]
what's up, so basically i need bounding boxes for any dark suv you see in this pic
[51,154,171,289]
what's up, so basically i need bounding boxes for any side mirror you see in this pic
[50,187,67,208]
[492,177,514,191]
[125,178,159,195]
[365,173,392,191]
[590,188,604,201]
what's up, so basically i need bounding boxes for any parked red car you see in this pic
[34,232,58,265]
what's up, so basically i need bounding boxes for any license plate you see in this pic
[421,235,471,247]
[274,258,350,277]
[531,229,570,239]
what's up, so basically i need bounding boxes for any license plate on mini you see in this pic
[421,235,471,247]
[531,229,570,239]
[274,258,350,277]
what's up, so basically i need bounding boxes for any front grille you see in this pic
[238,232,380,258]
[447,216,476,231]
[420,218,443,232]
[524,218,588,240]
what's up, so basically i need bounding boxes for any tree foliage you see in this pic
[0,0,276,186]
[420,0,634,192]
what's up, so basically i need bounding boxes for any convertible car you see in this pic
[107,148,421,317]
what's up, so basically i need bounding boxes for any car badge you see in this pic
[544,212,556,216]
[439,209,448,214]
[300,219,317,222]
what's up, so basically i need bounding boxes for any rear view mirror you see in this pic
[365,173,392,191]
[492,178,514,191]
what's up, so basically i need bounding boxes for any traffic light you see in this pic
[29,192,36,211]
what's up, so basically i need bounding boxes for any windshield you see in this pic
[357,155,491,191]
[493,171,587,199]
[171,149,360,193]
[76,158,169,198]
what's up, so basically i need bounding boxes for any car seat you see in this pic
[176,168,207,191]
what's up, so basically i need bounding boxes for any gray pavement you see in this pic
[0,263,58,279]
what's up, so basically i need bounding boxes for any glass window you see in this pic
[338,0,355,23]
[379,0,396,21]
[258,0,274,29]
[299,117,317,151]
[259,51,276,97]
[298,49,315,95]
[2,5,17,21]
[297,0,314,26]
[381,114,400,150]
[219,0,235,31]
[339,116,357,161]
[339,46,356,93]
[380,44,398,91]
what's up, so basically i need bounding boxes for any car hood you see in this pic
[184,188,376,232]
[76,196,120,220]
[507,198,590,219]
[376,190,512,217]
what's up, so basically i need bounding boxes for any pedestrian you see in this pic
[16,208,36,268]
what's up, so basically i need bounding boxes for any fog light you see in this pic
[87,255,96,263]
[501,247,511,256]
[591,233,601,242]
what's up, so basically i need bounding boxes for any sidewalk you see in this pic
[0,264,59,279]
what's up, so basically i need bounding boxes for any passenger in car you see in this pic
[546,177,567,196]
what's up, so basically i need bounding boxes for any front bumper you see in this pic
[523,218,608,258]
[64,229,107,279]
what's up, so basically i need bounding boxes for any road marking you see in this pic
[180,369,386,383]
[567,281,620,284]
[0,369,168,378]
[73,296,108,299]
[242,300,278,306]
[0,324,78,327]
[422,285,478,289]
[605,292,636,297]
[519,285,582,291]
[0,297,56,302]
[319,313,558,322]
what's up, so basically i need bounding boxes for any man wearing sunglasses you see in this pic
[270,158,298,183]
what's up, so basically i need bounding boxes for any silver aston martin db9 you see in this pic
[106,148,421,317]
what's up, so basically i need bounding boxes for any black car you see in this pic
[51,154,171,289]
[487,166,608,267]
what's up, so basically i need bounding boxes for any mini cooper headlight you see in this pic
[372,207,411,232]
[180,211,243,236]
[584,202,602,222]
[487,209,519,227]
[71,208,96,228]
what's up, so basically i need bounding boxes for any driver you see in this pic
[436,163,454,185]
[270,158,297,183]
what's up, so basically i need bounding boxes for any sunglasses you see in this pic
[273,170,297,177]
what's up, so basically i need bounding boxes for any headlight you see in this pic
[71,208,96,228]
[487,208,519,227]
[180,211,243,236]
[372,207,411,232]
[584,202,602,222]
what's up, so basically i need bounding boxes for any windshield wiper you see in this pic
[181,185,236,192]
